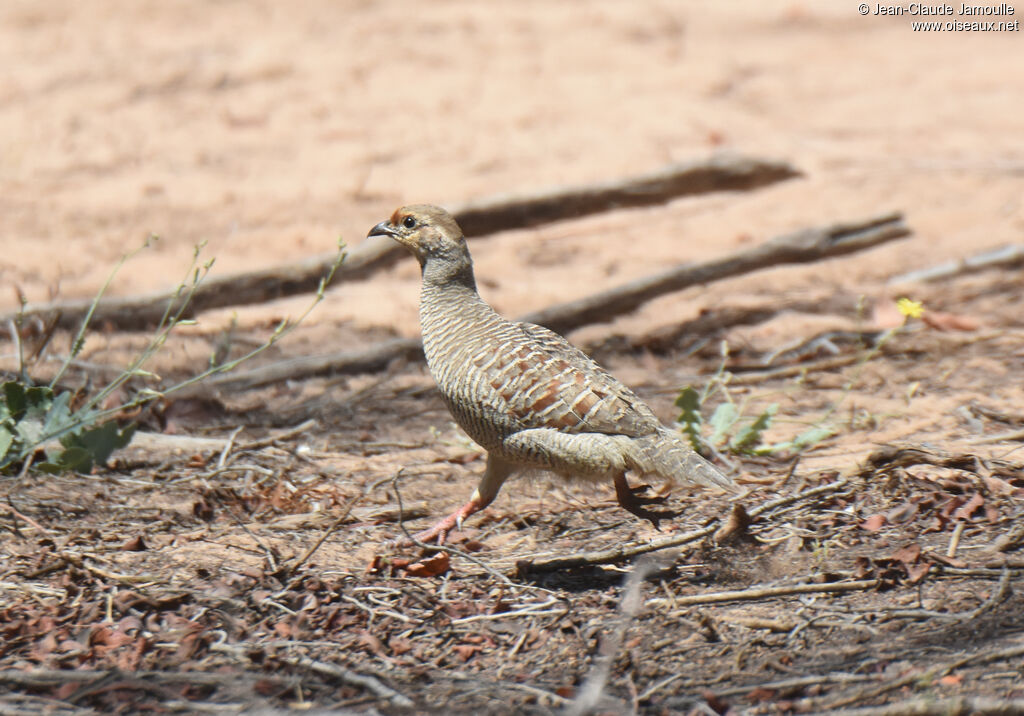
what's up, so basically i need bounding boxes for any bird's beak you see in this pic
[367,221,398,238]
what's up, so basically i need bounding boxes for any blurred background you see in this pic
[1,0,1020,350]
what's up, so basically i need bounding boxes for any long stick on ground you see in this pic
[888,243,1024,285]
[203,213,910,391]
[516,477,853,573]
[524,211,909,335]
[6,155,798,333]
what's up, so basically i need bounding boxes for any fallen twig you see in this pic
[0,669,269,688]
[713,672,875,697]
[805,642,1024,711]
[6,155,797,332]
[826,696,1024,716]
[888,243,1024,285]
[567,556,662,716]
[209,642,414,708]
[588,295,865,357]
[523,212,910,335]
[518,477,853,573]
[646,579,879,608]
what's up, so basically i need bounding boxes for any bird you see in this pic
[368,204,735,544]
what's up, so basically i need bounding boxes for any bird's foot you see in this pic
[614,475,679,529]
[391,498,483,547]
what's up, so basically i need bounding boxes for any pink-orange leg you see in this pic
[401,454,513,546]
[410,495,491,545]
[613,473,678,529]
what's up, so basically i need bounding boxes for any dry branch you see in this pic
[517,477,853,573]
[522,212,909,335]
[827,696,1024,716]
[646,579,879,608]
[567,556,661,716]
[808,643,1024,711]
[6,155,798,333]
[204,213,910,391]
[588,294,865,356]
[210,642,414,708]
[888,243,1024,285]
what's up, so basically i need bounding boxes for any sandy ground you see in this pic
[1,1,1020,333]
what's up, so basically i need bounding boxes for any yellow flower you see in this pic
[896,297,924,319]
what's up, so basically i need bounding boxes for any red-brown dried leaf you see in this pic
[982,476,1016,496]
[54,683,79,700]
[116,637,149,671]
[359,630,387,658]
[176,628,206,660]
[186,454,208,469]
[389,637,414,656]
[922,311,981,332]
[254,679,279,697]
[452,643,481,661]
[192,499,215,521]
[860,514,887,532]
[700,690,729,715]
[952,493,984,521]
[891,543,922,565]
[985,505,1001,524]
[121,535,147,551]
[30,633,58,660]
[404,552,450,578]
[906,562,931,584]
[747,687,779,703]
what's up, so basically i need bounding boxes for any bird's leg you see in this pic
[406,454,513,546]
[613,472,678,529]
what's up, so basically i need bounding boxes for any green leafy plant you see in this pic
[677,384,835,456]
[0,236,345,476]
[675,341,835,456]
[675,297,929,458]
[0,381,134,473]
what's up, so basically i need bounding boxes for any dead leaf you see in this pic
[747,687,779,703]
[389,637,414,656]
[403,552,450,578]
[982,475,1019,496]
[714,503,753,542]
[922,311,980,332]
[886,501,919,524]
[905,562,931,584]
[891,543,922,564]
[121,535,147,551]
[939,673,963,685]
[452,643,480,661]
[985,505,1000,524]
[359,630,387,658]
[952,493,984,521]
[861,514,888,532]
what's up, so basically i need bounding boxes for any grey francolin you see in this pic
[369,205,734,544]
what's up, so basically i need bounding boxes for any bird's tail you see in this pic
[628,427,736,492]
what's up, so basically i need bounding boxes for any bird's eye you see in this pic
[402,216,416,229]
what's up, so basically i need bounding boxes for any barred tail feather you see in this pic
[629,428,736,492]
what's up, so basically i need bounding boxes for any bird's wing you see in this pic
[475,320,663,437]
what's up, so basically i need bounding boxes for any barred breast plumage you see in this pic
[369,204,734,544]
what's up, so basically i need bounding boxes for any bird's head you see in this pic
[368,204,469,268]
